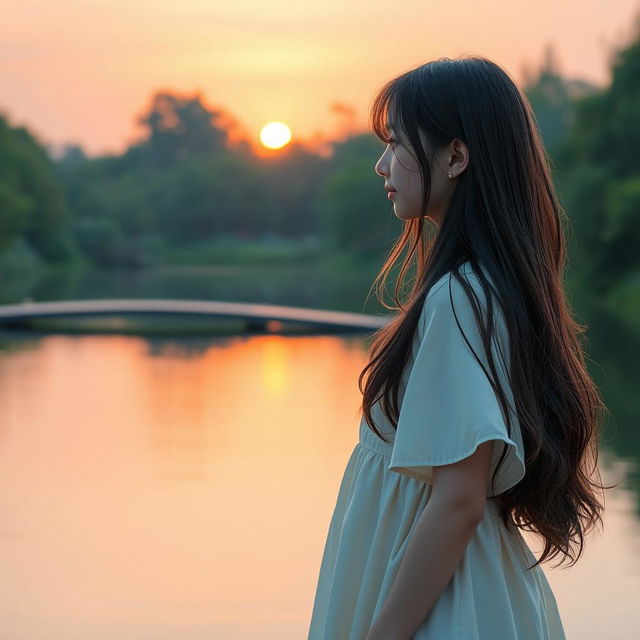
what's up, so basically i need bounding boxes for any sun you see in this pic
[260,121,292,149]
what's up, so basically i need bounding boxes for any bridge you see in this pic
[0,299,390,334]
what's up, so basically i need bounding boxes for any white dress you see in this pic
[308,260,566,639]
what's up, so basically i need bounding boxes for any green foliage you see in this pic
[557,162,609,253]
[0,114,74,260]
[554,21,640,302]
[604,270,640,331]
[603,177,640,243]
[525,47,574,152]
[523,45,598,155]
[151,154,275,242]
[0,236,43,277]
[318,135,399,258]
[72,217,124,267]
[598,177,640,282]
[0,180,32,250]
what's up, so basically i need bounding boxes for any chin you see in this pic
[395,209,422,220]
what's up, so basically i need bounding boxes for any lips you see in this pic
[385,186,396,193]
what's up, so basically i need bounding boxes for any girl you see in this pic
[307,56,608,639]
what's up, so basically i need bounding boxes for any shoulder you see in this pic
[419,263,507,348]
[423,263,488,317]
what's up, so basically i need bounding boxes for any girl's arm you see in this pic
[365,439,494,640]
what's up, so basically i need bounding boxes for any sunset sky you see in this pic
[2,0,639,157]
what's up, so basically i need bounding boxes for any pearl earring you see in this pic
[448,169,453,178]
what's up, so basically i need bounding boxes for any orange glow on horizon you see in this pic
[1,0,638,157]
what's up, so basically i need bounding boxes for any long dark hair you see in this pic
[359,56,612,569]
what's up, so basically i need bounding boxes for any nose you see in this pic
[375,155,388,178]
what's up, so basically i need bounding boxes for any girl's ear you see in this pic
[448,138,470,177]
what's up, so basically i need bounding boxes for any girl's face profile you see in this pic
[374,122,462,227]
[374,125,424,222]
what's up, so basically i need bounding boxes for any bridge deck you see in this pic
[0,299,390,333]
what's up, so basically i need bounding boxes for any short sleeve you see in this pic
[387,271,526,497]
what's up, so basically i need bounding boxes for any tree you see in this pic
[129,91,233,169]
[523,44,597,154]
[0,113,75,261]
[556,17,640,296]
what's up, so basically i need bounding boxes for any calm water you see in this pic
[1,265,638,638]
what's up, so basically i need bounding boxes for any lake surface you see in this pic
[1,264,638,638]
